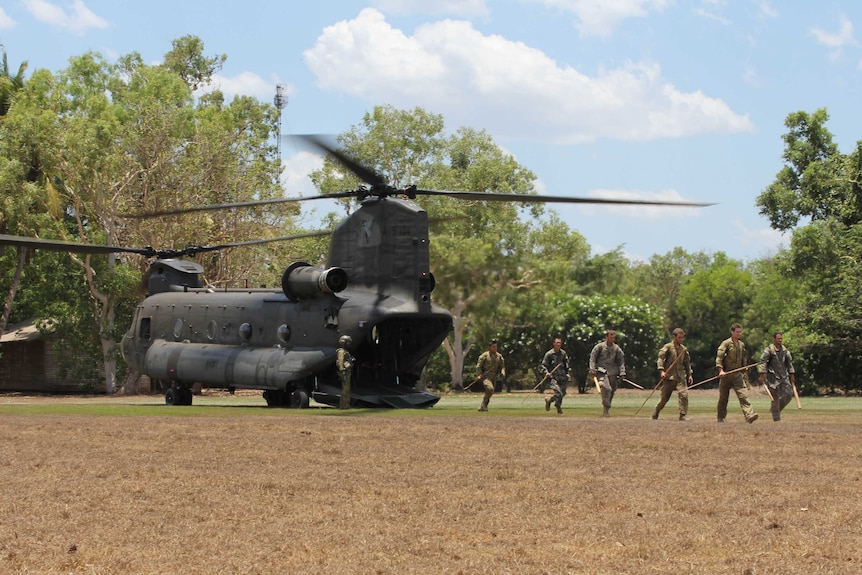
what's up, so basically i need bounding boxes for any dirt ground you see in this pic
[1,392,861,574]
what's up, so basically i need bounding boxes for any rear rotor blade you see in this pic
[413,189,714,207]
[125,191,357,219]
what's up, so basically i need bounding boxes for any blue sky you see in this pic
[2,0,861,262]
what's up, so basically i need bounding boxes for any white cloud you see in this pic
[281,150,324,198]
[0,7,17,29]
[810,14,859,49]
[372,0,489,17]
[733,220,787,254]
[695,8,730,25]
[303,8,754,144]
[23,0,108,35]
[523,0,670,38]
[576,188,705,219]
[203,72,287,102]
[757,1,778,19]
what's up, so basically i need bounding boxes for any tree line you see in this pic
[2,39,860,395]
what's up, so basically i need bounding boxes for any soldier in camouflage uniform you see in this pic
[589,330,626,417]
[715,323,758,423]
[541,337,569,414]
[758,331,796,422]
[653,327,694,420]
[336,334,355,410]
[476,340,506,412]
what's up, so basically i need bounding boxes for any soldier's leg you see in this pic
[677,381,689,419]
[717,378,731,421]
[732,378,757,422]
[653,383,674,418]
[600,376,612,416]
[550,381,563,407]
[483,380,494,407]
[768,382,781,420]
[339,373,351,410]
[778,382,794,413]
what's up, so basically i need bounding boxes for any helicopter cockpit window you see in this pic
[239,322,252,341]
[206,320,218,341]
[173,319,184,340]
[138,318,151,341]
[277,324,291,344]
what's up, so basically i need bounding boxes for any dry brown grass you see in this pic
[1,392,861,574]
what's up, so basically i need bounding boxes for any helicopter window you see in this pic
[139,318,151,341]
[206,320,218,341]
[239,322,252,341]
[173,319,184,340]
[277,324,291,344]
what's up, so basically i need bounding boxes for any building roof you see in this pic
[0,319,55,344]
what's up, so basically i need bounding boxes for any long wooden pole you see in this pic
[622,377,645,390]
[687,362,758,391]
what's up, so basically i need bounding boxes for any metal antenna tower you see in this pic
[274,84,288,162]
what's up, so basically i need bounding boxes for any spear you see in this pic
[520,363,562,404]
[635,350,683,415]
[792,379,802,409]
[687,362,759,390]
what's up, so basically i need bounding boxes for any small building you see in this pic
[0,318,85,393]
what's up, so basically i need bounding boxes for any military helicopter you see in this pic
[0,136,713,408]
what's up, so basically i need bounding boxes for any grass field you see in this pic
[2,388,861,574]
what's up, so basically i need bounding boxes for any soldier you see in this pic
[476,339,506,412]
[541,337,569,414]
[589,330,626,417]
[336,334,355,410]
[758,331,796,421]
[653,328,694,420]
[715,323,758,423]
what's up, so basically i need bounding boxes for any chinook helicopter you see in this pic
[0,136,712,407]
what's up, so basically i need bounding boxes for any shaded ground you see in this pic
[1,391,860,574]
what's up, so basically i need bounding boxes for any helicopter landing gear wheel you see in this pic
[165,384,193,406]
[263,389,289,407]
[290,389,309,409]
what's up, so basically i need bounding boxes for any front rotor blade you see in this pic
[414,190,715,207]
[0,234,155,256]
[295,134,388,187]
[190,230,333,254]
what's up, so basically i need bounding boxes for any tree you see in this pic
[1,38,292,393]
[757,109,862,392]
[673,253,754,382]
[497,294,664,390]
[757,108,862,230]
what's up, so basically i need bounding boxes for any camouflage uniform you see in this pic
[759,343,795,421]
[715,336,757,422]
[589,340,625,416]
[541,347,569,413]
[336,345,355,410]
[476,349,505,411]
[654,341,692,420]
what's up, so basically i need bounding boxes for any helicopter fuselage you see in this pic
[121,195,453,408]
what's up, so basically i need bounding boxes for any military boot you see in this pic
[545,396,552,411]
[651,409,659,420]
[556,405,563,414]
[602,406,610,417]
